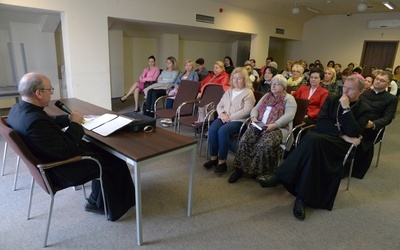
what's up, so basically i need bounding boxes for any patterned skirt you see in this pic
[234,126,283,176]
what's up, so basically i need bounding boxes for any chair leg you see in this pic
[13,156,20,191]
[347,158,355,190]
[82,184,87,199]
[44,194,55,247]
[375,141,383,168]
[1,141,7,176]
[27,177,35,220]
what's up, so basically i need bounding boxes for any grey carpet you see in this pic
[0,98,399,249]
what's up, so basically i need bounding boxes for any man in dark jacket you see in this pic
[7,72,135,221]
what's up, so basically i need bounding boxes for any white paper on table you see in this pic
[83,113,118,130]
[92,115,133,136]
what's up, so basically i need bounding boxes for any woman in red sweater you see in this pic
[198,61,230,97]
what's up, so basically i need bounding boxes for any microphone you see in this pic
[55,100,72,114]
[55,100,85,124]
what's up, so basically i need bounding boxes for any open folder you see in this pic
[83,113,133,136]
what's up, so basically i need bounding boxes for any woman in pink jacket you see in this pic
[120,55,160,112]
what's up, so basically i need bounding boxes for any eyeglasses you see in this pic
[374,77,389,83]
[40,87,55,92]
[270,83,282,86]
[292,70,301,73]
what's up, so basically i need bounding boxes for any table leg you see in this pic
[187,144,196,217]
[133,162,142,245]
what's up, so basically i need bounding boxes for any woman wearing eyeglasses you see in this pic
[203,67,255,174]
[228,74,296,183]
[287,64,305,92]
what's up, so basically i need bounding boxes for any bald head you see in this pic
[18,72,50,97]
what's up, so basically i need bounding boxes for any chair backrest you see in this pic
[173,80,201,113]
[293,98,309,127]
[253,91,265,103]
[0,116,50,194]
[199,84,225,109]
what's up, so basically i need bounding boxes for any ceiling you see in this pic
[1,1,399,42]
[210,0,400,22]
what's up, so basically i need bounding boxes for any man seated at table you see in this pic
[7,72,135,221]
[257,75,371,220]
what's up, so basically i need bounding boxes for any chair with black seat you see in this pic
[154,80,201,130]
[279,98,309,163]
[0,116,107,247]
[176,84,225,156]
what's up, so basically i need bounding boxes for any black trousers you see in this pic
[48,142,135,221]
[145,89,166,112]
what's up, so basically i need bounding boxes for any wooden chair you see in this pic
[154,80,201,130]
[279,98,309,163]
[176,84,225,156]
[0,116,107,247]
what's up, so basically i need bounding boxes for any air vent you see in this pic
[196,14,215,24]
[275,28,285,35]
[368,19,400,29]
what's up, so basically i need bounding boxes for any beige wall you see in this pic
[280,12,400,71]
[0,0,304,109]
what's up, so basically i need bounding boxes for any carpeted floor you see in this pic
[0,97,399,249]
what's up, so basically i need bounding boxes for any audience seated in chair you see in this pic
[321,67,339,96]
[195,58,208,81]
[143,56,179,116]
[6,72,135,221]
[228,74,296,183]
[350,70,398,179]
[198,60,230,98]
[257,75,371,221]
[202,67,255,174]
[120,55,160,112]
[287,64,305,92]
[256,66,278,94]
[292,67,329,125]
[166,59,199,109]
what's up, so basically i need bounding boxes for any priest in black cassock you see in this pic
[257,74,371,220]
[351,70,398,179]
[7,72,135,221]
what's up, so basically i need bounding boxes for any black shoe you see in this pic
[134,106,141,112]
[228,169,243,183]
[120,97,126,103]
[257,174,279,188]
[203,159,218,169]
[293,197,305,221]
[85,202,105,215]
[214,163,227,173]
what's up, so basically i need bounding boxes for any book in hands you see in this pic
[82,113,134,136]
[251,121,266,130]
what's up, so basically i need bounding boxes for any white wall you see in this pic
[109,29,124,98]
[0,0,304,109]
[282,12,400,70]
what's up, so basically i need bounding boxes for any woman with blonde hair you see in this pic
[281,60,293,79]
[287,64,304,91]
[198,61,230,97]
[203,67,256,173]
[321,67,338,95]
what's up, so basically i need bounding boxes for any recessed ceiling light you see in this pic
[382,1,394,10]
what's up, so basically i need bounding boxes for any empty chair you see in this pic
[176,84,225,155]
[0,117,107,247]
[154,80,201,129]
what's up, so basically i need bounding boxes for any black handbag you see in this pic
[143,81,157,88]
